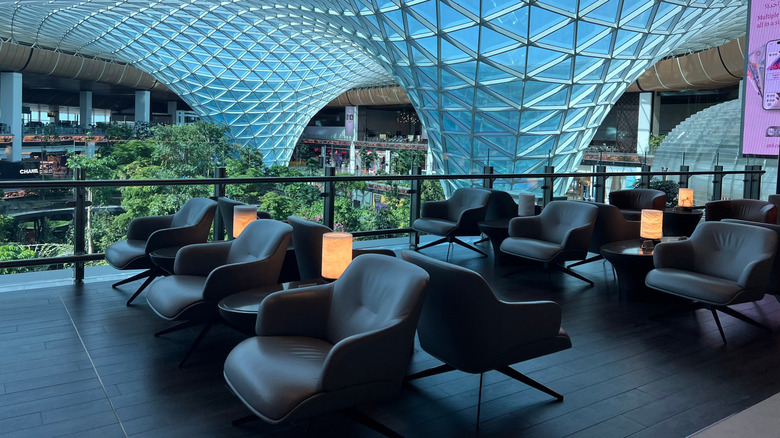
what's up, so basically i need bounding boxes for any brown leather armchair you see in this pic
[401,250,571,425]
[413,187,491,260]
[146,219,292,367]
[646,222,777,344]
[223,254,429,435]
[105,197,217,306]
[704,199,777,224]
[608,188,666,221]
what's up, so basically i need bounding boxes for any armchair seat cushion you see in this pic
[224,336,331,422]
[412,218,458,236]
[492,328,571,370]
[147,275,208,319]
[500,237,562,262]
[645,268,757,306]
[105,239,150,270]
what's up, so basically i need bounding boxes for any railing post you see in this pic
[639,164,651,189]
[711,165,723,201]
[743,165,756,199]
[409,166,422,249]
[753,165,762,200]
[73,168,86,284]
[213,166,226,240]
[678,165,690,189]
[482,166,494,189]
[322,166,336,229]
[594,165,606,203]
[542,165,554,206]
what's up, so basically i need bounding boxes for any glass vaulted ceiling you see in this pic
[0,0,747,187]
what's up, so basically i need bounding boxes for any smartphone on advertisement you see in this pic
[763,39,780,110]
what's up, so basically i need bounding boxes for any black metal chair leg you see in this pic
[452,238,487,257]
[553,263,594,287]
[710,308,728,345]
[568,254,603,268]
[125,273,157,306]
[155,320,199,337]
[415,237,448,251]
[405,363,456,382]
[717,306,772,332]
[476,373,483,431]
[340,408,403,438]
[497,366,564,401]
[179,322,214,368]
[112,269,152,288]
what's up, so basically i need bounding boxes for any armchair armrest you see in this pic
[561,223,595,250]
[255,284,333,337]
[320,319,409,391]
[421,200,449,219]
[456,205,489,231]
[499,300,562,345]
[127,215,173,241]
[738,255,776,289]
[508,215,543,238]
[652,240,695,270]
[202,255,286,302]
[173,241,232,276]
[146,224,207,253]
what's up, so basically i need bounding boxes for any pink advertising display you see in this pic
[743,0,780,155]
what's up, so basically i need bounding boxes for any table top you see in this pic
[218,279,326,314]
[478,217,514,229]
[601,239,654,257]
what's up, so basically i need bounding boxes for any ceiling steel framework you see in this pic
[0,0,748,188]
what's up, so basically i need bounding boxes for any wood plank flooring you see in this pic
[2,238,780,437]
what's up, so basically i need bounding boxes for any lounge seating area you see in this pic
[7,191,780,437]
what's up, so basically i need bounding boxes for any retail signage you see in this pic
[0,161,40,180]
[743,0,780,155]
[345,106,355,139]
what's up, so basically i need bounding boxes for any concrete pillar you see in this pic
[79,91,92,129]
[167,101,177,124]
[637,92,652,157]
[651,92,661,136]
[0,72,23,161]
[349,141,356,174]
[134,90,150,123]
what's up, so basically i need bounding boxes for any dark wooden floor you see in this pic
[2,238,780,437]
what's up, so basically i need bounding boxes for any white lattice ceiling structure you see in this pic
[0,0,747,187]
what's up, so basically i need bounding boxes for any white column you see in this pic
[134,90,151,123]
[1,72,23,162]
[348,141,356,174]
[167,101,177,124]
[79,91,93,129]
[651,92,661,136]
[637,92,652,157]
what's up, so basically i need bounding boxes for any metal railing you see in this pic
[0,164,765,284]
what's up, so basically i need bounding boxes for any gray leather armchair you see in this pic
[769,194,780,224]
[413,187,491,260]
[723,219,780,296]
[569,201,641,268]
[500,200,599,286]
[608,188,666,221]
[105,197,217,306]
[288,216,396,281]
[704,199,777,224]
[401,251,570,425]
[223,254,429,435]
[645,221,777,344]
[146,219,292,367]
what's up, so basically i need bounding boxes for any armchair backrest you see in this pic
[538,201,598,246]
[683,222,777,282]
[446,187,491,230]
[169,197,218,234]
[326,254,429,345]
[288,216,332,280]
[723,219,780,294]
[575,201,640,253]
[704,199,777,224]
[608,189,666,210]
[483,189,518,221]
[217,197,245,240]
[401,250,500,372]
[227,219,292,265]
